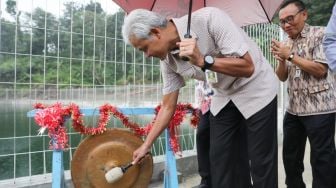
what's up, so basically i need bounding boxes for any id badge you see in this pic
[205,70,218,84]
[295,68,301,78]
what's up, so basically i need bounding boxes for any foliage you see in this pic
[5,0,16,17]
[303,0,334,26]
[272,0,334,26]
[0,0,334,88]
[0,0,160,88]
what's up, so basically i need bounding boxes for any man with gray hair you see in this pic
[122,7,278,188]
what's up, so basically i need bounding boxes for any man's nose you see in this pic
[284,21,291,27]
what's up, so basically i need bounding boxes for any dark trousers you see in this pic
[209,97,278,188]
[197,111,251,188]
[196,111,212,187]
[283,112,336,188]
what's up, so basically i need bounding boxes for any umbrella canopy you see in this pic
[112,0,283,27]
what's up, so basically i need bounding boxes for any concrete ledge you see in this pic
[151,150,198,183]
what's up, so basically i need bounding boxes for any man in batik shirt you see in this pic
[271,0,336,187]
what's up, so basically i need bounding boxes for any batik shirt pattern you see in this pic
[285,24,336,115]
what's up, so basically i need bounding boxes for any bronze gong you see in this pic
[71,128,153,188]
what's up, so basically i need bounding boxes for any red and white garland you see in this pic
[33,103,200,154]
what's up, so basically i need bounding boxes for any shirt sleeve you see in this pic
[312,28,327,64]
[323,3,336,71]
[160,59,185,95]
[206,8,249,57]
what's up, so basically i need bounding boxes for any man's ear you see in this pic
[302,10,308,21]
[150,28,161,39]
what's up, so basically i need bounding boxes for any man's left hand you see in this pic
[271,39,291,60]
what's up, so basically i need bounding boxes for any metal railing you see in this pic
[0,0,283,186]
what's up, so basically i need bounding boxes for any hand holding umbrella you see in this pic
[178,38,204,68]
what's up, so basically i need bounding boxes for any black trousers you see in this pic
[209,97,278,188]
[196,111,251,188]
[196,111,212,187]
[283,112,336,188]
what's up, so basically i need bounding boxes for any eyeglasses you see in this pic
[279,9,304,26]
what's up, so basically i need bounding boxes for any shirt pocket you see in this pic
[308,83,330,94]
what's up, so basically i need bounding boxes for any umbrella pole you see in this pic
[181,0,193,61]
[257,0,271,23]
[184,0,193,38]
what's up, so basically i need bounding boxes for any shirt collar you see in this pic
[299,23,310,38]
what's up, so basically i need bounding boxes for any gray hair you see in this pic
[122,9,168,44]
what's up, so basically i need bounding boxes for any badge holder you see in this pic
[204,70,218,96]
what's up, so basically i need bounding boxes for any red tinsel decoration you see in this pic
[33,103,200,153]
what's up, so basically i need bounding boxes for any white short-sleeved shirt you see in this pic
[161,7,278,118]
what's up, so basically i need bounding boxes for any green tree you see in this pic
[5,0,16,17]
[85,1,104,14]
[0,20,16,53]
[303,0,334,26]
[27,7,58,55]
[0,0,162,87]
[273,0,334,26]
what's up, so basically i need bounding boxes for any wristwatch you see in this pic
[202,55,215,72]
[287,52,294,61]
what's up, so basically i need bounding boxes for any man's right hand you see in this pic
[132,144,151,165]
[271,39,291,60]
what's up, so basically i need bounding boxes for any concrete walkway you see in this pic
[150,143,313,188]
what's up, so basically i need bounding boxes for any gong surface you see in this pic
[71,128,153,188]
